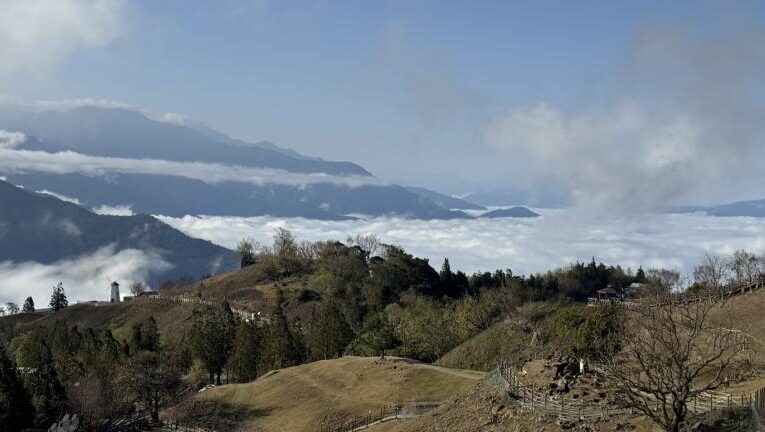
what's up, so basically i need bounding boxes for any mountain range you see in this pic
[0,106,477,219]
[673,199,765,218]
[0,179,238,284]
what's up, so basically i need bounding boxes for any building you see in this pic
[110,281,120,303]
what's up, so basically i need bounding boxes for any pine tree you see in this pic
[260,291,302,372]
[307,299,354,360]
[130,316,160,353]
[635,266,646,283]
[0,342,35,430]
[190,303,236,384]
[25,341,66,427]
[226,321,261,383]
[22,296,35,312]
[49,282,68,312]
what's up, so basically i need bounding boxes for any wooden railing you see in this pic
[490,360,765,423]
[588,276,765,308]
[317,401,441,432]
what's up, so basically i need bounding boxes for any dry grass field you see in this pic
[188,356,484,432]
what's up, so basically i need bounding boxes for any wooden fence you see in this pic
[491,361,765,423]
[317,401,441,432]
[589,276,765,308]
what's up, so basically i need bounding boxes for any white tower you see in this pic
[110,281,120,303]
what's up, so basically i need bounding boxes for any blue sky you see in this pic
[2,0,765,203]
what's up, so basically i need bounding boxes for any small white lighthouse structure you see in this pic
[110,281,120,303]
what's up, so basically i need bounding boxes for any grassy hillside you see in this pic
[163,264,316,320]
[0,300,207,347]
[436,303,558,371]
[173,356,483,432]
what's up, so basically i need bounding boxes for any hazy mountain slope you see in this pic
[406,186,486,210]
[0,179,238,281]
[701,199,765,217]
[0,107,470,219]
[7,173,344,219]
[480,206,540,218]
[1,107,369,176]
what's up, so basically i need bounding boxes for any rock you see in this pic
[556,377,570,393]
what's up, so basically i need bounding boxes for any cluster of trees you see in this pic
[692,250,765,294]
[0,315,176,429]
[2,282,67,317]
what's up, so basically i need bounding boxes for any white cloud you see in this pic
[486,24,765,210]
[36,189,81,205]
[0,148,385,188]
[157,210,765,278]
[0,0,125,79]
[0,129,26,149]
[0,246,171,305]
[93,204,134,216]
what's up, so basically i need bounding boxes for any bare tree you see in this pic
[4,302,19,315]
[601,301,748,432]
[641,268,682,299]
[693,253,730,293]
[235,238,261,268]
[347,233,383,258]
[130,282,148,296]
[728,250,762,287]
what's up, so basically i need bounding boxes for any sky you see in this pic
[2,1,765,304]
[2,0,765,205]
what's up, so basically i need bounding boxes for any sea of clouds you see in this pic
[3,209,765,307]
[0,246,169,308]
[157,209,765,278]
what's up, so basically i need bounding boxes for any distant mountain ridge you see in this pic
[480,207,540,218]
[0,179,238,283]
[673,199,765,218]
[0,106,469,219]
[406,186,486,210]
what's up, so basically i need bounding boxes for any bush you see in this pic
[546,304,623,360]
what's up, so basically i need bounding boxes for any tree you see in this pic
[23,341,67,427]
[130,282,148,296]
[306,299,354,361]
[0,342,35,431]
[260,291,303,371]
[22,296,35,312]
[49,282,68,312]
[130,316,160,353]
[693,254,730,294]
[4,302,19,315]
[601,301,748,432]
[635,266,646,283]
[642,269,682,298]
[190,303,236,384]
[547,304,623,361]
[115,350,181,422]
[236,238,260,268]
[728,250,762,286]
[348,311,399,358]
[226,321,261,383]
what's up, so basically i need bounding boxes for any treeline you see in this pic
[0,314,183,430]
